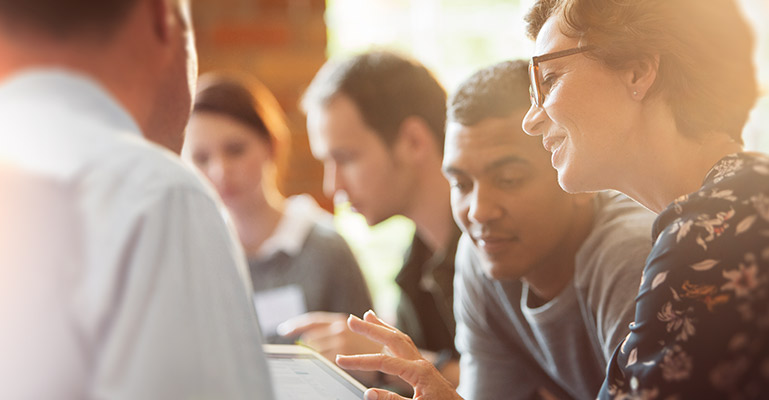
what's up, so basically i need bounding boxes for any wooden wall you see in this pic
[191,0,331,209]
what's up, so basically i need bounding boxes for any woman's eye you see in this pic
[541,74,556,92]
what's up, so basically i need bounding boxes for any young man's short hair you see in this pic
[301,50,447,150]
[448,59,530,126]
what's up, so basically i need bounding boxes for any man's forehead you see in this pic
[446,117,528,149]
[445,117,545,168]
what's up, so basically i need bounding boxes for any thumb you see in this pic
[364,388,409,400]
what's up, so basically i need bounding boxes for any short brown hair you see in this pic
[525,0,757,143]
[300,51,447,152]
[0,0,139,38]
[449,60,531,126]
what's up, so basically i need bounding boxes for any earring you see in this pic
[633,90,638,97]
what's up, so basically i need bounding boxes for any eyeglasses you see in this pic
[528,46,594,107]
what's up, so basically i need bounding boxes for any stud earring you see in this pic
[633,90,638,97]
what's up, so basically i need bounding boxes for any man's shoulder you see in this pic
[0,70,214,203]
[298,223,358,267]
[64,130,214,217]
[592,191,655,236]
[574,191,655,285]
[585,191,655,252]
[104,136,210,197]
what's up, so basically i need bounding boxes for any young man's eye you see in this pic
[449,180,471,193]
[494,170,528,189]
[496,177,523,188]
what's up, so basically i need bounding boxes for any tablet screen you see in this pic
[266,350,365,399]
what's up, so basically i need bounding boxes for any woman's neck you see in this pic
[230,190,285,256]
[619,121,743,213]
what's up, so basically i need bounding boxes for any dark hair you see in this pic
[301,50,447,150]
[194,73,290,158]
[0,0,139,38]
[525,0,757,143]
[449,60,531,126]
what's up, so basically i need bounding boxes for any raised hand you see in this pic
[335,310,464,400]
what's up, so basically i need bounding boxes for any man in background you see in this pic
[0,0,273,398]
[335,60,654,400]
[280,50,461,387]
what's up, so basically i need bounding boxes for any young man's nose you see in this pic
[468,186,503,224]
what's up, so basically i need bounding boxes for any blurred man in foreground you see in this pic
[0,0,273,398]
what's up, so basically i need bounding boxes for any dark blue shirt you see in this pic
[601,152,769,399]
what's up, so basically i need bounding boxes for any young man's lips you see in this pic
[475,236,517,254]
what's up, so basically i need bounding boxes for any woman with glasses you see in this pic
[182,74,373,344]
[334,0,768,399]
[522,0,766,397]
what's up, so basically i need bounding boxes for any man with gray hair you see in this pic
[0,0,273,398]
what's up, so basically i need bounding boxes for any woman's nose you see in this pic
[522,104,545,137]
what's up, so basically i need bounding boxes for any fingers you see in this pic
[363,310,397,330]
[297,318,347,344]
[276,311,346,337]
[300,328,342,361]
[336,354,431,388]
[347,314,421,359]
[363,388,410,400]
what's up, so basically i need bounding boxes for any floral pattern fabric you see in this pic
[600,152,769,399]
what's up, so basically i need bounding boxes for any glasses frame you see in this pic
[529,46,594,107]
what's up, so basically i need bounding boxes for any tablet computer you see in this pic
[264,344,367,399]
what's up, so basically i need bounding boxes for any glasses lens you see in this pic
[529,84,536,106]
[528,61,540,107]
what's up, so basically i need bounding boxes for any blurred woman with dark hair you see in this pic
[183,73,372,343]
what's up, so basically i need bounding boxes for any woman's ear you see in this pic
[626,54,660,100]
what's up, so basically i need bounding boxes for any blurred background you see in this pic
[191,0,769,318]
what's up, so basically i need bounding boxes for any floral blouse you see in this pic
[600,152,769,399]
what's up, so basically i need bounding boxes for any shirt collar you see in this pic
[253,194,331,259]
[0,68,142,138]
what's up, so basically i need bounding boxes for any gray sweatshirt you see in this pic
[454,191,655,400]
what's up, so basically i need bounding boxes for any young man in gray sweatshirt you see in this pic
[336,60,654,400]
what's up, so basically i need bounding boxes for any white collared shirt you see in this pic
[0,70,274,399]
